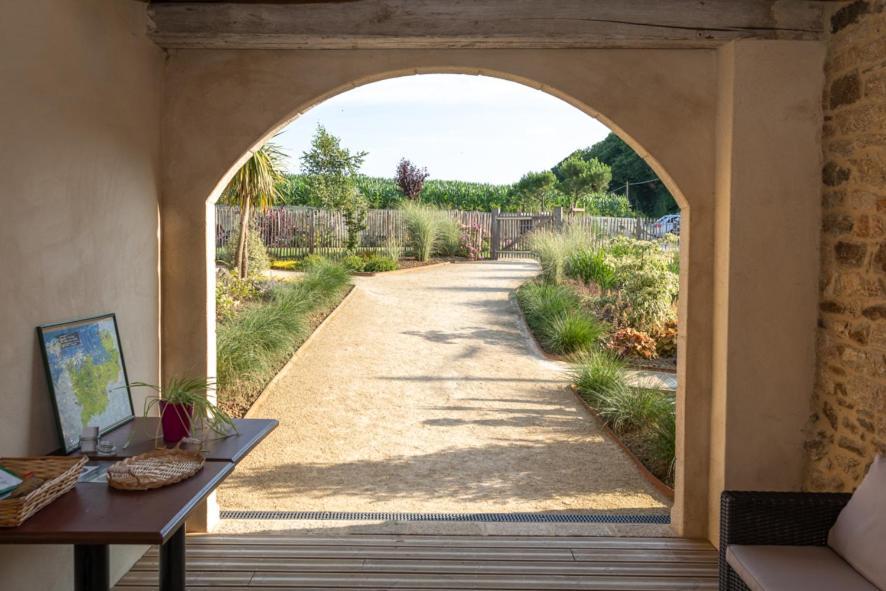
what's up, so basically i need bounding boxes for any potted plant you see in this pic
[132,377,237,444]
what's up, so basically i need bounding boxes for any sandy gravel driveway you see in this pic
[219,260,668,514]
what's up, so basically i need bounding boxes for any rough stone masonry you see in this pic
[806,0,886,491]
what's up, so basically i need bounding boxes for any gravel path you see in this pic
[219,260,669,514]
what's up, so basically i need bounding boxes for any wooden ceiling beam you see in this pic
[147,0,825,50]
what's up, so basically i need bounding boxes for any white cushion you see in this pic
[726,545,877,591]
[828,454,886,590]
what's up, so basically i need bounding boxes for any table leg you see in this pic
[74,544,109,591]
[159,524,186,591]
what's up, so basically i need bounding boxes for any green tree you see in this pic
[220,142,286,278]
[580,192,635,217]
[556,155,612,210]
[300,125,369,250]
[512,170,559,211]
[555,133,678,217]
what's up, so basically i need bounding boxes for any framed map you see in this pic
[37,314,134,453]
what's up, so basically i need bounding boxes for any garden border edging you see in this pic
[351,260,451,277]
[510,284,675,502]
[245,284,357,418]
[572,387,675,502]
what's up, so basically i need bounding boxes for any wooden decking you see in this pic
[115,533,718,590]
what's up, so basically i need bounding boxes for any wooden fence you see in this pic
[215,205,677,260]
[216,206,493,259]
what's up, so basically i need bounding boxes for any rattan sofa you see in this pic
[719,490,873,591]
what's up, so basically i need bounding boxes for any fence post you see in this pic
[553,206,563,230]
[308,210,316,254]
[490,207,500,260]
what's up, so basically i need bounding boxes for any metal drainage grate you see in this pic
[219,511,670,524]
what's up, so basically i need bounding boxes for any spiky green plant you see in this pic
[570,350,629,406]
[515,282,581,333]
[133,377,237,439]
[540,312,604,355]
[401,202,446,261]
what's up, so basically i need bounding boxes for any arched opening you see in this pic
[204,71,691,532]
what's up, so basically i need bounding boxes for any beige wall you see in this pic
[0,1,163,588]
[710,40,825,541]
[159,44,824,542]
[806,1,886,490]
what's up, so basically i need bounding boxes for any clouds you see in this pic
[275,74,609,184]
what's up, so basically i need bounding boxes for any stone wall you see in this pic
[806,0,886,490]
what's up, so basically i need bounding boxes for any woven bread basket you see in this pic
[107,448,204,491]
[0,456,88,527]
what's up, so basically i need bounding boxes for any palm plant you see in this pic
[220,142,287,278]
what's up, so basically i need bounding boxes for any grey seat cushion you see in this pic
[726,545,878,591]
[828,455,886,589]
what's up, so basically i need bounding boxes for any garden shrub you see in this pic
[529,227,594,285]
[459,222,486,260]
[571,350,676,482]
[434,216,462,257]
[540,312,604,355]
[606,327,657,359]
[297,254,327,271]
[516,282,581,333]
[270,260,299,271]
[402,202,440,261]
[565,247,617,290]
[651,402,677,478]
[571,350,629,405]
[651,320,678,358]
[341,254,365,272]
[362,255,398,272]
[215,269,260,322]
[221,223,270,277]
[528,229,569,284]
[382,235,403,261]
[596,387,673,434]
[597,236,679,332]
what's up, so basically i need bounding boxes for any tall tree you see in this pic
[301,125,369,251]
[554,133,678,217]
[395,158,430,201]
[556,155,612,210]
[220,142,286,278]
[512,170,559,211]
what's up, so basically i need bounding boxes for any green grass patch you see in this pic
[216,260,350,417]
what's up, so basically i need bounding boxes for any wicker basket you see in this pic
[107,449,204,491]
[0,456,88,527]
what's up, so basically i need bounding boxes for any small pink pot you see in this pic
[159,401,193,444]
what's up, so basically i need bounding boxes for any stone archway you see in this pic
[159,44,824,542]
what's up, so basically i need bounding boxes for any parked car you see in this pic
[652,214,680,237]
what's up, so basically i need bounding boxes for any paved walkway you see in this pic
[218,261,669,515]
[625,370,678,391]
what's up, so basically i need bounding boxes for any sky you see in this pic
[273,74,611,185]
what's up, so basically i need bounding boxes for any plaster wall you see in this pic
[710,41,826,541]
[0,1,163,588]
[160,45,823,541]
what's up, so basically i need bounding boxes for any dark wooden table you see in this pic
[0,418,277,591]
[72,417,277,463]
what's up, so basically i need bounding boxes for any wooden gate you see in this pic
[491,208,560,259]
